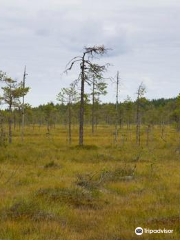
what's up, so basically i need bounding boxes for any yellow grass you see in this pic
[0,125,180,240]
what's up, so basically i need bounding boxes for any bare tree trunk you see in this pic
[115,71,119,143]
[136,83,146,146]
[9,103,12,144]
[136,96,140,146]
[0,111,5,145]
[79,53,85,146]
[68,100,72,145]
[21,67,27,142]
[92,79,95,134]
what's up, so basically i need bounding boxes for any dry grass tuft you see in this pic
[36,187,104,209]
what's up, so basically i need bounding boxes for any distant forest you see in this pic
[1,96,179,130]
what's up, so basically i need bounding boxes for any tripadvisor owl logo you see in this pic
[135,227,143,235]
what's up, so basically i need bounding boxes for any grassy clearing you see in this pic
[0,125,180,240]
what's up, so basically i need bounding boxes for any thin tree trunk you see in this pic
[136,97,140,146]
[115,71,119,143]
[0,111,4,145]
[21,66,27,142]
[79,53,85,146]
[9,103,12,144]
[68,100,72,145]
[92,79,95,134]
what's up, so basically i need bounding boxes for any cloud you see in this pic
[0,0,180,106]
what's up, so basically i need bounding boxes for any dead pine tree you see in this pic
[65,45,109,146]
[115,71,120,143]
[21,66,28,142]
[92,78,95,134]
[136,83,146,146]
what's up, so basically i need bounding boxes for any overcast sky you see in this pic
[0,0,180,106]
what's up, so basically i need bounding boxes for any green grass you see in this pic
[0,125,180,239]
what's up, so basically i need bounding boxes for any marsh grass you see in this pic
[35,186,104,209]
[0,125,180,240]
[44,161,61,169]
[1,199,57,222]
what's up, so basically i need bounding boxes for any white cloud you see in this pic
[0,0,180,106]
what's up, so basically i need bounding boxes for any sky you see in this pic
[0,0,180,106]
